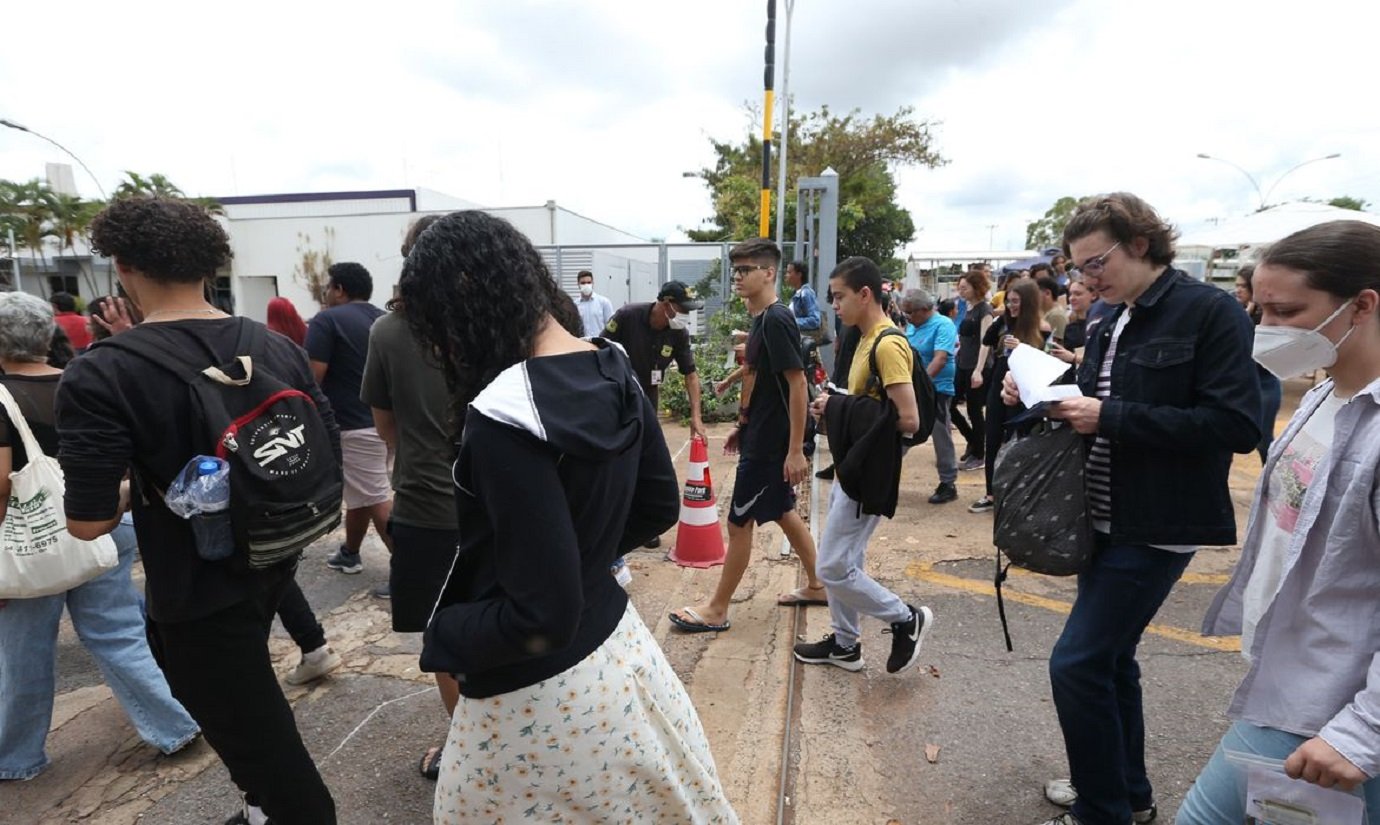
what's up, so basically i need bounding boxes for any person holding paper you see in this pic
[1001,193,1260,825]
[1176,221,1380,823]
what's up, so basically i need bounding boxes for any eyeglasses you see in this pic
[731,264,770,276]
[1078,242,1120,277]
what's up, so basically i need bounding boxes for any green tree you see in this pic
[49,192,103,296]
[1327,195,1370,211]
[114,171,224,215]
[688,104,946,274]
[1025,195,1084,250]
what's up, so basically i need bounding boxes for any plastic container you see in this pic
[166,456,235,561]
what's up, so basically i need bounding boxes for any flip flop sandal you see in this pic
[668,607,731,633]
[419,745,444,781]
[777,587,829,607]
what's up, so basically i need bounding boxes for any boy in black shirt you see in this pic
[669,239,826,633]
[57,197,338,825]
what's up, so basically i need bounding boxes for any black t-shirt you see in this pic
[957,300,992,371]
[740,303,805,460]
[600,303,695,407]
[0,374,61,471]
[305,301,385,430]
[56,318,340,623]
[1063,316,1088,350]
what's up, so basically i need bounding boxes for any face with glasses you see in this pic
[1069,233,1132,304]
[730,259,775,299]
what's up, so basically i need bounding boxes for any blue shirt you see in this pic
[790,283,821,331]
[576,292,615,338]
[905,314,957,396]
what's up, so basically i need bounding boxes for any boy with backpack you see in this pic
[57,196,341,825]
[795,256,936,674]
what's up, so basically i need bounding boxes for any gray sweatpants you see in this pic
[932,392,957,484]
[817,483,911,648]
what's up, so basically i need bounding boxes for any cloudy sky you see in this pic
[2,0,1376,253]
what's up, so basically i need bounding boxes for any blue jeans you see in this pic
[1049,541,1193,825]
[0,518,199,780]
[1177,721,1380,824]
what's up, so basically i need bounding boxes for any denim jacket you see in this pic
[1076,269,1261,545]
[1203,376,1380,776]
[791,283,821,331]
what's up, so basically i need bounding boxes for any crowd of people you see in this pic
[0,189,1376,825]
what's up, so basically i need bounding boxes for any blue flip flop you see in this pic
[668,607,731,633]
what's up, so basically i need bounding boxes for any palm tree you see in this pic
[13,179,57,295]
[50,192,102,296]
[114,170,223,215]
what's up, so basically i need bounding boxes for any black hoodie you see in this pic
[420,340,679,698]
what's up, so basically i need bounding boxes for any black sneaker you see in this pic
[643,535,662,549]
[225,807,274,825]
[815,464,836,481]
[325,546,363,574]
[884,605,933,674]
[968,495,994,513]
[928,482,958,504]
[793,633,863,671]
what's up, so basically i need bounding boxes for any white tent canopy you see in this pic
[1179,202,1380,249]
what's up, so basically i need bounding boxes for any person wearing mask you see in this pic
[574,270,615,338]
[1235,264,1284,462]
[400,211,738,823]
[0,292,200,783]
[968,279,1049,513]
[57,196,340,824]
[1177,220,1380,823]
[955,270,994,471]
[1003,193,1260,825]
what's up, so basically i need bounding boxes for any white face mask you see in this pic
[667,311,689,331]
[579,283,593,297]
[1252,298,1356,380]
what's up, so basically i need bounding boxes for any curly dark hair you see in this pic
[399,211,582,411]
[1062,192,1178,267]
[89,196,232,283]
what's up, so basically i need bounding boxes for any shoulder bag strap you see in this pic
[0,383,49,462]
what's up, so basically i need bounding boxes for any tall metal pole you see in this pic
[774,0,795,254]
[759,0,776,239]
[0,118,108,199]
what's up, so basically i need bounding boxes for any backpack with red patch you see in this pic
[102,319,342,570]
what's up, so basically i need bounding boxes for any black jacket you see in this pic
[419,341,679,698]
[823,392,903,517]
[1077,269,1261,546]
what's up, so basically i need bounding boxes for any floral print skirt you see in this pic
[433,601,740,824]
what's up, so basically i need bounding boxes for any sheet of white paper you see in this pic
[1008,343,1077,408]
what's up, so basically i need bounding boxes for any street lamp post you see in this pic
[1196,152,1341,212]
[0,118,108,198]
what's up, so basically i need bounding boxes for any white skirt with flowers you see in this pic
[433,601,739,824]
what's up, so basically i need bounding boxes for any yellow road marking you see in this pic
[1002,566,1231,586]
[906,562,1240,653]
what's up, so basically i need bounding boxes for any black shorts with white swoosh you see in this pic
[727,456,797,527]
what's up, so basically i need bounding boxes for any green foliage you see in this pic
[687,104,945,264]
[114,171,224,215]
[1025,195,1084,250]
[661,271,753,424]
[1326,195,1370,211]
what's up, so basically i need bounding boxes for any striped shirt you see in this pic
[1087,310,1131,528]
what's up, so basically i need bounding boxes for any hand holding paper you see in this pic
[1008,344,1083,408]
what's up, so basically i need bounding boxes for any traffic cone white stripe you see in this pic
[679,501,719,527]
[670,436,726,568]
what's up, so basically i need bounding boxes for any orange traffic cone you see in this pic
[669,436,726,568]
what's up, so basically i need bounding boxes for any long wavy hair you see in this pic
[399,211,582,410]
[1008,280,1045,348]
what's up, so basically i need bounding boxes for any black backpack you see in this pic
[865,327,938,446]
[101,319,343,570]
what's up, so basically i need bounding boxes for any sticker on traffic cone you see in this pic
[670,435,725,568]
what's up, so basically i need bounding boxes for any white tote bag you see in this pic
[0,383,118,599]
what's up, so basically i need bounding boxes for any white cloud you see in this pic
[2,0,1376,252]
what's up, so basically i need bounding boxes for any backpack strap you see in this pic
[865,326,906,396]
[96,318,257,385]
[994,552,1014,653]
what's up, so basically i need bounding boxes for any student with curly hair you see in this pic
[56,196,340,825]
[402,210,738,823]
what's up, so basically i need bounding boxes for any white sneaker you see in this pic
[285,645,342,685]
[1043,778,1158,823]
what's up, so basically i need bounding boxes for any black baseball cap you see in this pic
[657,280,704,311]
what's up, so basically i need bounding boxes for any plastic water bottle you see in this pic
[187,457,235,562]
[610,556,632,588]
